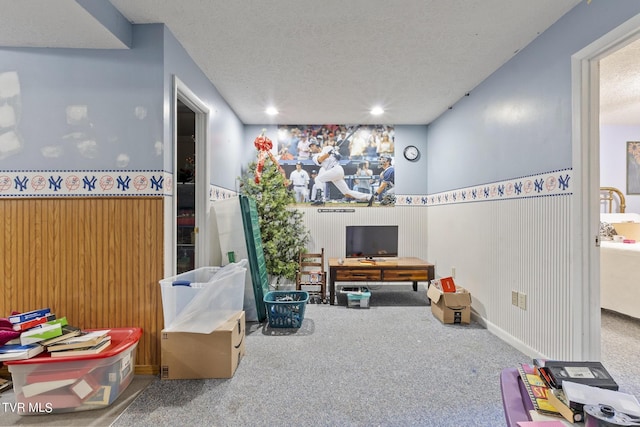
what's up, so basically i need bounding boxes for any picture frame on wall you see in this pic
[627,141,640,195]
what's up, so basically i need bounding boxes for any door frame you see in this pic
[572,14,640,359]
[173,76,210,273]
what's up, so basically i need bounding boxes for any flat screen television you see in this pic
[345,225,398,259]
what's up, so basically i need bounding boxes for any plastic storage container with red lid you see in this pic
[4,327,142,414]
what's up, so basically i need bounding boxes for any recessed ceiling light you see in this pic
[266,106,279,116]
[370,106,384,116]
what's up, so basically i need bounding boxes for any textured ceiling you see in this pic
[2,0,636,126]
[110,0,581,125]
[600,38,640,126]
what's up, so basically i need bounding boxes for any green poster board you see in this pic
[239,195,270,322]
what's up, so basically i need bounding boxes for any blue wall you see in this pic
[393,125,428,194]
[0,23,245,193]
[426,1,640,194]
[0,25,164,171]
[162,27,244,191]
[6,1,640,197]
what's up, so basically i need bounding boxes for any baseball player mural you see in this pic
[368,154,395,206]
[308,140,371,205]
[289,161,310,203]
[277,125,396,206]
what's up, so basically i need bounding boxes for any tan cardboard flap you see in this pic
[426,285,442,303]
[427,285,471,307]
[441,290,471,308]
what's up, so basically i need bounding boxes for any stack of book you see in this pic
[0,343,44,362]
[45,330,111,358]
[11,309,56,332]
[0,308,112,361]
[518,359,640,424]
[16,354,117,409]
[1,308,59,361]
[517,363,564,420]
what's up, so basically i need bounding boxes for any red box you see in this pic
[440,277,457,293]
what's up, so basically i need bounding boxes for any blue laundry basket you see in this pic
[263,291,309,328]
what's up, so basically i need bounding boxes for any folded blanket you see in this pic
[0,318,21,346]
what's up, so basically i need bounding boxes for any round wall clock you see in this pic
[403,145,420,161]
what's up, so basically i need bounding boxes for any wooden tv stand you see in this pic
[328,257,435,305]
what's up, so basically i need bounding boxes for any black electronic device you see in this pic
[345,225,398,259]
[544,360,619,390]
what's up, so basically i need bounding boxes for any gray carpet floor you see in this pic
[0,375,153,426]
[2,286,639,426]
[113,286,531,427]
[601,308,640,398]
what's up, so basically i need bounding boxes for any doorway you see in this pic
[597,29,640,377]
[173,76,210,274]
[573,14,640,360]
[176,100,196,273]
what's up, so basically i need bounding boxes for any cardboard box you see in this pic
[427,285,472,324]
[161,311,245,379]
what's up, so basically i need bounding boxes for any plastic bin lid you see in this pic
[4,327,142,365]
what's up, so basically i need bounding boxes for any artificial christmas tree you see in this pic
[239,135,309,287]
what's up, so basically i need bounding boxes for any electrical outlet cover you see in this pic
[518,293,527,310]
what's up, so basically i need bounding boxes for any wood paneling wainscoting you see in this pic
[0,197,164,374]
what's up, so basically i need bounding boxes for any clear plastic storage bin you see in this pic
[5,328,141,414]
[337,286,370,306]
[159,261,247,333]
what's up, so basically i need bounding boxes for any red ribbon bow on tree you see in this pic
[254,129,288,185]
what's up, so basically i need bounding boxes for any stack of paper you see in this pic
[562,381,640,417]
